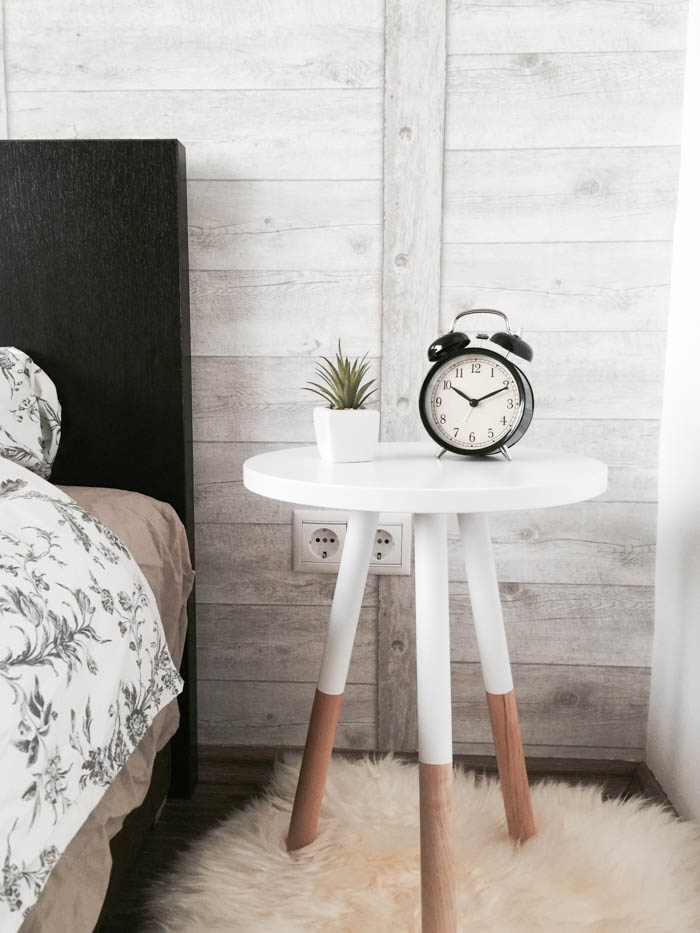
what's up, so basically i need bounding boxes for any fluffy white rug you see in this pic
[150,756,700,932]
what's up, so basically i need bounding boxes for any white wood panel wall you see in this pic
[432,0,686,759]
[0,0,686,758]
[1,0,385,750]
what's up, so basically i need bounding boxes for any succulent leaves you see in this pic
[304,342,377,410]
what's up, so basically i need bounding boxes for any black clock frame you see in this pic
[419,347,534,456]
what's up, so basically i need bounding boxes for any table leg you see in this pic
[457,512,535,843]
[414,513,456,933]
[286,509,379,852]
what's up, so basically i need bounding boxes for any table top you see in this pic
[243,443,607,514]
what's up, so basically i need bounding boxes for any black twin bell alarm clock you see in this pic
[419,309,534,460]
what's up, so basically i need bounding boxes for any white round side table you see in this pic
[244,442,607,933]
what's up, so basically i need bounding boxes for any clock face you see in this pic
[420,351,524,453]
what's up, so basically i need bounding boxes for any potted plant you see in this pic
[304,343,379,463]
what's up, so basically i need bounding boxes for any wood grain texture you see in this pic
[8,89,383,180]
[487,690,536,842]
[522,421,659,503]
[419,762,457,933]
[197,604,377,683]
[224,661,649,754]
[447,502,656,586]
[191,357,380,443]
[443,147,679,242]
[448,0,689,53]
[446,52,684,149]
[190,338,661,446]
[190,271,381,357]
[198,680,376,747]
[194,442,294,523]
[378,0,447,755]
[192,425,658,530]
[452,663,650,749]
[450,584,653,668]
[0,5,7,138]
[194,523,379,606]
[377,574,417,750]
[452,742,644,761]
[4,0,383,91]
[441,241,672,332]
[188,180,381,271]
[381,0,446,441]
[521,332,664,419]
[287,690,344,851]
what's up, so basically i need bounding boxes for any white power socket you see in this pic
[292,510,412,575]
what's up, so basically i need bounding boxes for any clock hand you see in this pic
[475,386,509,403]
[449,385,474,403]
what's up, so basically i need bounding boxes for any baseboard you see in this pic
[629,762,676,813]
[199,745,640,779]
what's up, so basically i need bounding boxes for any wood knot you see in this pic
[578,179,602,197]
[554,690,579,708]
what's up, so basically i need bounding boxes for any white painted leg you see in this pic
[457,512,535,842]
[414,513,456,933]
[287,509,378,852]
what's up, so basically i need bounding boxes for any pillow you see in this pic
[0,347,61,478]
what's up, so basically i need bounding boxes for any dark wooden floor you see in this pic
[98,747,669,932]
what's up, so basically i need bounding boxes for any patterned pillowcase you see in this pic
[0,347,62,479]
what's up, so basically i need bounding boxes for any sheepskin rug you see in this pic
[149,755,700,932]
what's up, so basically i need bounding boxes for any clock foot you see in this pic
[499,446,512,461]
[436,447,447,460]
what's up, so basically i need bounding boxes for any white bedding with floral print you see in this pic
[0,461,183,930]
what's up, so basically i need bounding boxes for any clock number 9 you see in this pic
[435,396,442,407]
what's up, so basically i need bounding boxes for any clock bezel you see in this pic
[419,346,534,456]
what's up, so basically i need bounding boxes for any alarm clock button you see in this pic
[490,332,533,362]
[427,331,470,361]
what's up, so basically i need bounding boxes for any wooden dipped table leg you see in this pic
[287,689,343,851]
[487,690,536,843]
[419,762,457,933]
[287,510,379,853]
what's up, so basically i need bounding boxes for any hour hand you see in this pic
[449,385,473,403]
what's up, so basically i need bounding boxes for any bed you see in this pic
[0,140,196,931]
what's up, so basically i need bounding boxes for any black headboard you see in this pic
[0,139,197,794]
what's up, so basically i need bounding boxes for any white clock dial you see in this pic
[425,353,522,451]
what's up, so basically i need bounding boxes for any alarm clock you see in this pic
[419,309,534,460]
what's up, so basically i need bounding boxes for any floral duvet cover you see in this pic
[0,461,183,930]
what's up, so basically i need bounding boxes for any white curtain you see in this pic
[646,0,700,817]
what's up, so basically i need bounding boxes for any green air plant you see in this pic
[304,342,377,410]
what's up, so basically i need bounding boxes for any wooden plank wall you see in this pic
[0,0,688,759]
[1,0,385,749]
[437,0,686,759]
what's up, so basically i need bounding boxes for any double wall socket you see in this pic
[292,510,412,575]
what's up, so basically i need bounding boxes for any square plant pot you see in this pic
[313,407,380,463]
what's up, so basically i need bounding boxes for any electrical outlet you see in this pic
[293,510,412,575]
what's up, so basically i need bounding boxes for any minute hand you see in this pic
[475,386,509,403]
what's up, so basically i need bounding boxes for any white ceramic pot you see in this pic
[313,407,380,463]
